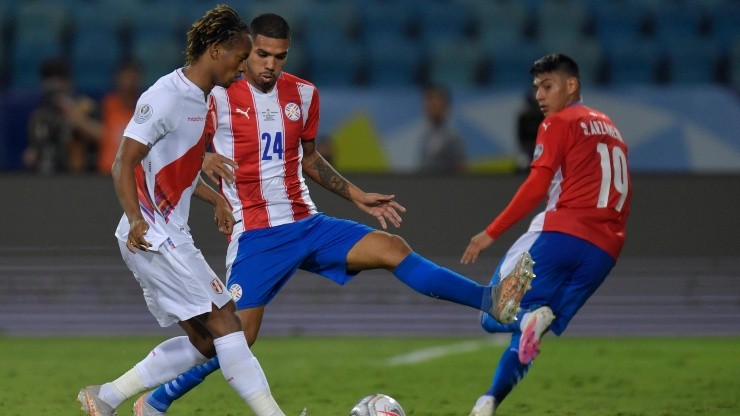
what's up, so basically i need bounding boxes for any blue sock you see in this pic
[481,312,519,333]
[485,333,531,403]
[393,252,488,311]
[146,356,221,412]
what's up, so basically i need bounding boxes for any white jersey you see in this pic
[115,69,215,249]
[211,73,320,236]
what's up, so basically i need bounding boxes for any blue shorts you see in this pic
[225,213,374,309]
[491,231,616,335]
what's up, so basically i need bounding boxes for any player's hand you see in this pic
[355,193,406,229]
[214,203,236,236]
[203,152,238,184]
[460,230,495,264]
[127,218,152,253]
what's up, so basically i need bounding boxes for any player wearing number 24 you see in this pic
[463,54,632,416]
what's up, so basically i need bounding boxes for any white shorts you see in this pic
[118,239,232,327]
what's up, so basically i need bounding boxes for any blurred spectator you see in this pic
[516,91,544,170]
[418,84,466,174]
[23,58,101,174]
[97,59,144,174]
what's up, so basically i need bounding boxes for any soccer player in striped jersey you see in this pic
[131,13,533,415]
[77,6,291,416]
[465,54,632,416]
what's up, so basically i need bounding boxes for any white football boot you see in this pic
[468,395,495,416]
[518,305,555,365]
[78,385,117,416]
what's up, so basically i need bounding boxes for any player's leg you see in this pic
[469,332,532,416]
[143,307,267,413]
[79,241,223,415]
[79,333,211,416]
[345,230,532,323]
[198,304,285,416]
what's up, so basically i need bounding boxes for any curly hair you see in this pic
[185,5,250,65]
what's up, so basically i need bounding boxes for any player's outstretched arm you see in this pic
[301,139,406,229]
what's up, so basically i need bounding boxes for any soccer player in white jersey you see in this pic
[122,13,534,415]
[77,6,292,416]
[464,54,632,416]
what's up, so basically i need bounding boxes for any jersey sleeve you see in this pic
[123,86,181,146]
[530,115,568,171]
[485,166,553,239]
[301,86,320,141]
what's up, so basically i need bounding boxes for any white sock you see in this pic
[100,336,207,408]
[214,332,284,416]
[99,367,144,409]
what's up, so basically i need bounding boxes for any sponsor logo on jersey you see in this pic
[533,144,544,161]
[134,104,153,124]
[187,116,205,122]
[235,107,251,119]
[229,284,243,301]
[284,102,301,121]
[542,122,551,131]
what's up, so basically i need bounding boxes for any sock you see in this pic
[485,332,531,404]
[393,252,486,310]
[480,312,519,333]
[147,357,221,412]
[98,367,144,409]
[214,332,284,416]
[99,336,207,409]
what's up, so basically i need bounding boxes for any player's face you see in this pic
[213,32,251,88]
[244,34,290,92]
[532,71,577,117]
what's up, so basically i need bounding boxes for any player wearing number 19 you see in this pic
[463,54,631,416]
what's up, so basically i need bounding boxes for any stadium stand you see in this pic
[0,0,734,92]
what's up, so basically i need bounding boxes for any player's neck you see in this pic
[182,65,214,98]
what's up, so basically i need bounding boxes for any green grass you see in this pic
[0,336,738,415]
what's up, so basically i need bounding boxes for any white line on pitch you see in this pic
[384,336,508,366]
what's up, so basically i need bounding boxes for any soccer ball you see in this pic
[349,393,405,416]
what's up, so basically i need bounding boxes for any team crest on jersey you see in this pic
[533,144,544,161]
[284,102,301,121]
[134,104,153,124]
[211,278,224,294]
[229,284,243,302]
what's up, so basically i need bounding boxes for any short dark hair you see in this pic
[251,13,290,39]
[185,5,250,65]
[529,53,580,79]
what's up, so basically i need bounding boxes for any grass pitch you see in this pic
[0,336,737,415]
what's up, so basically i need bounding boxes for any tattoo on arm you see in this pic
[311,156,351,200]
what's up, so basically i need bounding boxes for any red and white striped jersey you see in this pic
[115,69,215,248]
[211,73,320,235]
[529,103,632,259]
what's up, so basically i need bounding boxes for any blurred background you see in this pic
[0,0,737,173]
[0,0,738,337]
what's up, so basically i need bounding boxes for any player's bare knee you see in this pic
[386,234,412,264]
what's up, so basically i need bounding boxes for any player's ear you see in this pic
[208,42,221,60]
[566,76,579,95]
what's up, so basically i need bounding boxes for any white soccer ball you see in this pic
[349,393,405,416]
